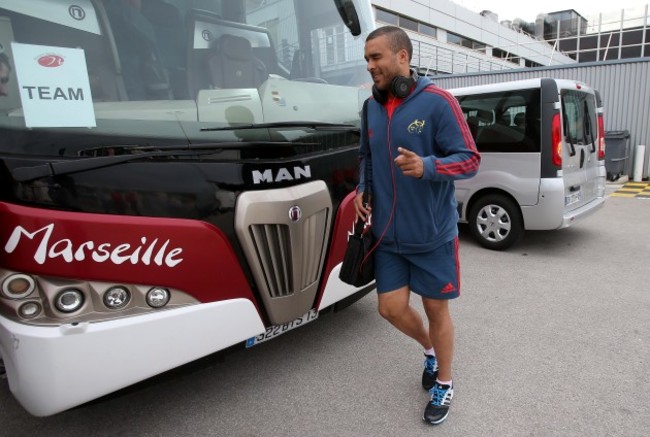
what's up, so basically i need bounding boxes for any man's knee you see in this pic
[377,288,409,321]
[422,297,450,319]
[378,301,402,321]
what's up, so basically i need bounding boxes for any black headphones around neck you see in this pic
[372,69,418,104]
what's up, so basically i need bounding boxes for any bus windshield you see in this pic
[0,0,374,153]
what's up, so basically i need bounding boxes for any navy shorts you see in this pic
[374,237,460,299]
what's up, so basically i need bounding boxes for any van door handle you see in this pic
[569,185,580,192]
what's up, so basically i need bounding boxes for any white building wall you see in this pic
[372,0,576,71]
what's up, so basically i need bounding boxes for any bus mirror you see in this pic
[334,0,361,36]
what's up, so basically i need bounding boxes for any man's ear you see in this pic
[398,48,409,66]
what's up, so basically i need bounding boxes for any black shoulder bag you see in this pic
[339,100,375,287]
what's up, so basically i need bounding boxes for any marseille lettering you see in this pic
[4,223,183,267]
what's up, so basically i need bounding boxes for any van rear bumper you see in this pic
[521,175,605,230]
[559,196,605,229]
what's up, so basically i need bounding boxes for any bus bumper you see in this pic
[0,299,264,417]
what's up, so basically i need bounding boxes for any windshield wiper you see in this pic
[583,100,596,153]
[201,121,358,132]
[12,149,213,183]
[11,141,312,182]
[561,102,577,157]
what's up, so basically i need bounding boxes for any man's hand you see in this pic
[394,147,424,178]
[353,191,371,222]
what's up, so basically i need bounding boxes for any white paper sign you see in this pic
[11,42,96,128]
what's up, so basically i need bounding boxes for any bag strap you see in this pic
[354,99,371,236]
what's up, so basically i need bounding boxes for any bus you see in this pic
[0,0,375,416]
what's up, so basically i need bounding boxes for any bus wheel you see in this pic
[468,194,523,250]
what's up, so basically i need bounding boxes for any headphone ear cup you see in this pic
[373,73,416,103]
[392,76,414,99]
[372,85,386,104]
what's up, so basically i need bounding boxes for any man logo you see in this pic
[289,206,302,222]
[251,165,311,185]
[408,119,425,134]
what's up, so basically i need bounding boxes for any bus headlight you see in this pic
[19,301,42,319]
[2,273,36,299]
[146,287,170,308]
[55,289,84,313]
[103,286,130,309]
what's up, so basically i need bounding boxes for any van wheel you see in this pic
[468,194,523,250]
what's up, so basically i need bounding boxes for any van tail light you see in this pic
[597,114,606,160]
[551,112,562,167]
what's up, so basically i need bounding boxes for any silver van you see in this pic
[450,78,606,250]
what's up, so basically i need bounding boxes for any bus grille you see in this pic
[235,181,333,324]
[250,208,328,298]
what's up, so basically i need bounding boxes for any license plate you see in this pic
[565,190,582,206]
[246,309,318,348]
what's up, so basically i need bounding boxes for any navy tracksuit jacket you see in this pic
[358,75,481,253]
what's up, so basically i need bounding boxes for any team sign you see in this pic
[11,42,96,128]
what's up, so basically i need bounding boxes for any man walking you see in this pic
[355,26,480,425]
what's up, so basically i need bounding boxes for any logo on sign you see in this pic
[69,5,86,21]
[251,165,312,185]
[37,55,64,68]
[289,206,302,222]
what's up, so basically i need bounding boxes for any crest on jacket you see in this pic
[408,119,425,134]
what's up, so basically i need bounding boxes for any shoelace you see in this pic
[424,356,437,374]
[430,385,452,406]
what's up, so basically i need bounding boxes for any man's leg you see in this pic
[377,286,433,351]
[422,297,455,425]
[421,298,454,382]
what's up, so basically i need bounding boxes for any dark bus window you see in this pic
[0,4,120,102]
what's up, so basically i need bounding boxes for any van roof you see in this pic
[446,77,595,96]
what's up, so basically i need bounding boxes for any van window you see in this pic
[561,90,597,150]
[456,89,540,153]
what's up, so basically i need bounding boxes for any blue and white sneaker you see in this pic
[421,353,438,390]
[423,381,453,425]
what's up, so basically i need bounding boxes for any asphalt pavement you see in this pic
[1,184,649,436]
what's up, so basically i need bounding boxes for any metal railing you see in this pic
[411,40,521,76]
[549,5,650,61]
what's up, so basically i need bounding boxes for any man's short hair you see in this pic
[366,25,413,61]
[0,52,11,71]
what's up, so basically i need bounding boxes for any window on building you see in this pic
[420,23,437,38]
[447,32,464,47]
[447,32,484,51]
[325,28,335,64]
[336,25,346,63]
[399,16,418,32]
[472,42,486,53]
[492,48,521,64]
[524,59,542,68]
[374,7,398,25]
